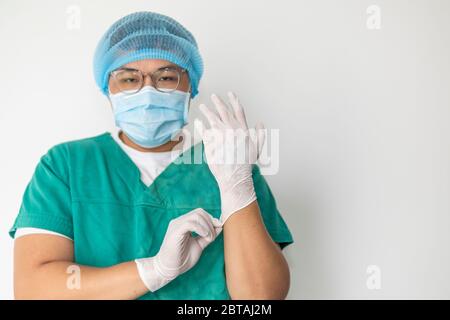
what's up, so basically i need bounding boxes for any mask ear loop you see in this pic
[183,83,192,124]
[107,87,115,110]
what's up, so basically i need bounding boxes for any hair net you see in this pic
[93,11,204,98]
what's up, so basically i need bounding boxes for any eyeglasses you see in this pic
[110,66,188,94]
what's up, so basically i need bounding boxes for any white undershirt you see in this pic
[14,128,190,241]
[111,129,183,187]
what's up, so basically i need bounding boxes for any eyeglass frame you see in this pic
[109,65,189,95]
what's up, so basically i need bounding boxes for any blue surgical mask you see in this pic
[109,86,190,148]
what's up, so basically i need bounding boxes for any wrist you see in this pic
[219,178,257,222]
[134,256,174,292]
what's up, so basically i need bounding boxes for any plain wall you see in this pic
[1,0,449,299]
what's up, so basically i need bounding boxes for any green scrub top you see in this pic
[9,132,294,299]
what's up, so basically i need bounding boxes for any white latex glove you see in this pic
[194,92,266,224]
[135,208,222,292]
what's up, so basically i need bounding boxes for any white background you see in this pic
[1,0,450,299]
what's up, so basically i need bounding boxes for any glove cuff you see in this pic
[135,257,173,292]
[219,177,257,223]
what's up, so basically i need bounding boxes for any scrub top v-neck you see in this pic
[9,131,294,300]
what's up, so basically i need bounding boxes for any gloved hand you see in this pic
[135,208,222,292]
[194,92,266,224]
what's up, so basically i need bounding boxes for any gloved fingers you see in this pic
[211,93,232,126]
[194,233,215,250]
[199,103,222,128]
[194,119,217,147]
[255,122,266,159]
[181,220,212,237]
[211,216,224,236]
[211,216,223,228]
[194,226,223,250]
[187,208,224,242]
[194,208,218,239]
[214,227,223,236]
[179,208,217,240]
[194,118,205,140]
[227,91,248,129]
[177,219,211,238]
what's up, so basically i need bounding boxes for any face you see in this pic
[108,59,191,95]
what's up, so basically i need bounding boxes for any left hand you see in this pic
[195,92,266,224]
[135,208,222,292]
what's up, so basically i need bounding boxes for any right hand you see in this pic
[135,208,222,292]
[194,92,266,224]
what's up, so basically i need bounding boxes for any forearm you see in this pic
[15,260,148,300]
[223,200,290,299]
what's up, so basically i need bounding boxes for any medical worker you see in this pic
[10,11,293,299]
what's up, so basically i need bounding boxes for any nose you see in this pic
[143,73,154,88]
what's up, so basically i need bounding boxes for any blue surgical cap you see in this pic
[93,11,203,98]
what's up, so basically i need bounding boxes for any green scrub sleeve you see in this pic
[9,145,74,239]
[252,165,294,250]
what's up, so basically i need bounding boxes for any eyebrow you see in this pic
[116,64,180,72]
